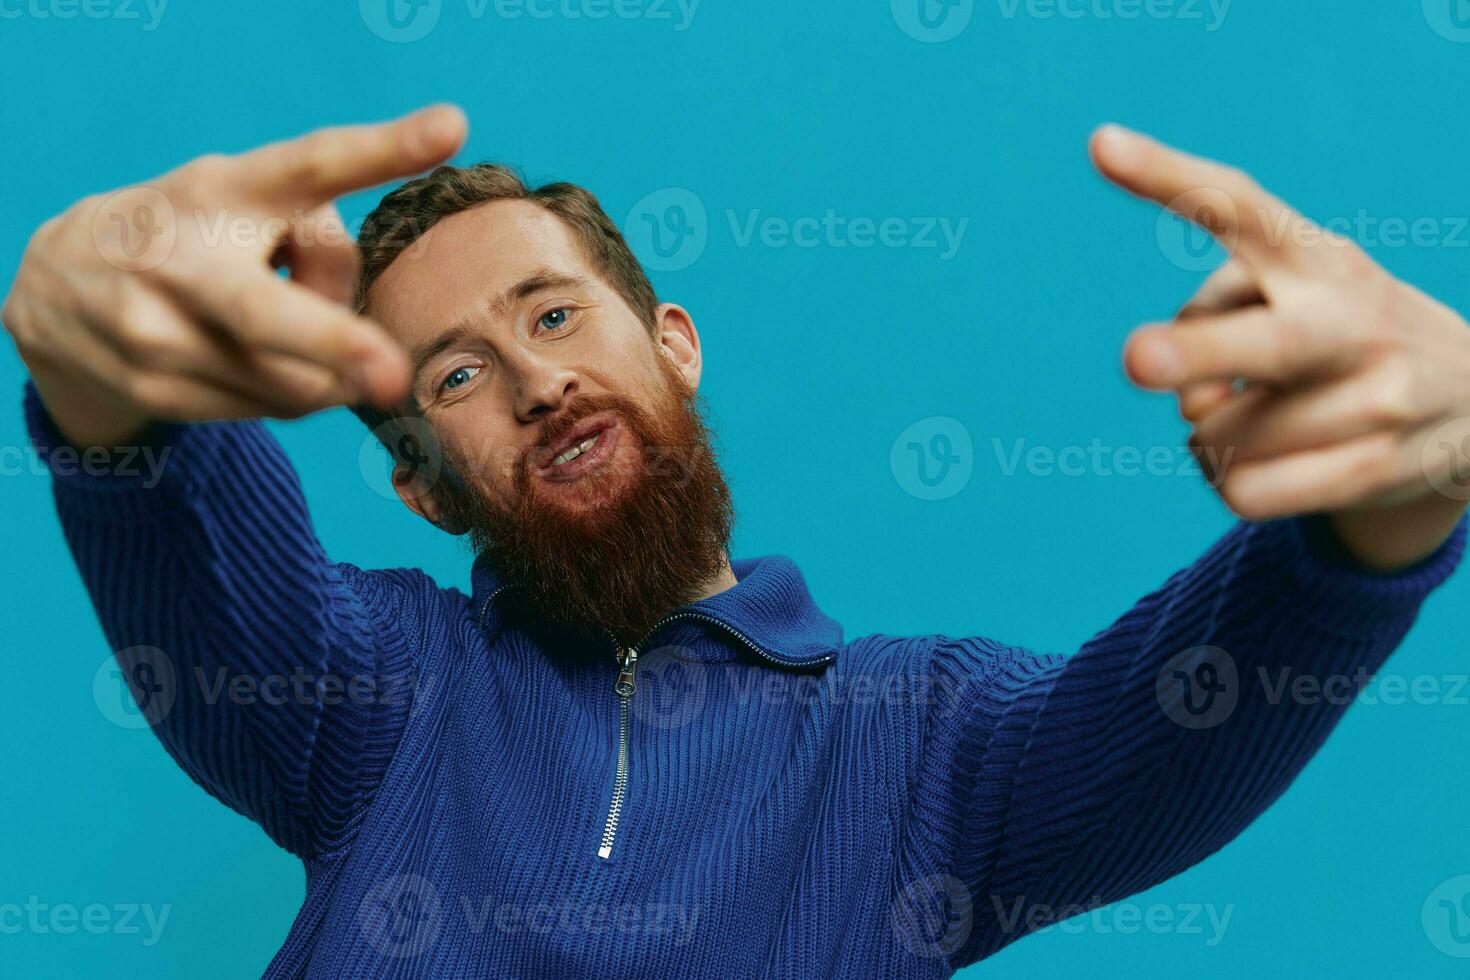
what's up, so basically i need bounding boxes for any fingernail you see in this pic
[410,105,464,157]
[1148,338,1185,386]
[352,355,385,404]
[1095,124,1140,165]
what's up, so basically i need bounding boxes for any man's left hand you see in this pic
[1092,124,1470,571]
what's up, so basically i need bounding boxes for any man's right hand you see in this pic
[1,105,467,449]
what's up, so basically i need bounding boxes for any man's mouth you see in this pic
[551,433,601,466]
[532,412,621,483]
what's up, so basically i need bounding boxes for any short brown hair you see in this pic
[350,163,660,444]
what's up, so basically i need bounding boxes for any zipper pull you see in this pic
[614,647,639,698]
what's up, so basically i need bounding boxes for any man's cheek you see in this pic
[447,437,521,487]
[491,444,523,485]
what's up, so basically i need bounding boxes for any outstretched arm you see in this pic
[908,129,1470,969]
[5,107,468,857]
[914,511,1463,969]
[22,384,444,857]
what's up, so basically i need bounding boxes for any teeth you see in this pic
[551,432,601,467]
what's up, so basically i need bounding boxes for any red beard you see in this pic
[434,352,735,647]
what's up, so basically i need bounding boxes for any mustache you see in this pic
[420,393,630,486]
[523,395,626,473]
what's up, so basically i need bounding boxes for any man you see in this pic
[6,105,1469,977]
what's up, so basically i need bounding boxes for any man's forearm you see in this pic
[23,377,401,856]
[943,512,1465,962]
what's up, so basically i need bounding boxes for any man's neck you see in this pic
[692,555,739,604]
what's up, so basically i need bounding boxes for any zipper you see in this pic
[597,646,638,859]
[479,587,836,862]
[591,612,835,861]
[636,610,835,671]
[477,584,515,629]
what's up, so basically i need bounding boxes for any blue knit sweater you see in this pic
[24,379,1467,978]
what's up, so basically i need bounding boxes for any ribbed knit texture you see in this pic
[23,379,1467,979]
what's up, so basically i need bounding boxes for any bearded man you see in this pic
[7,106,1469,978]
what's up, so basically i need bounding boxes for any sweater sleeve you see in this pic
[23,379,423,859]
[908,511,1467,968]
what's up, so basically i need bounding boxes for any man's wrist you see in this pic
[1326,492,1470,573]
[29,366,151,450]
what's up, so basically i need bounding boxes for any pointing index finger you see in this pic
[1090,124,1324,277]
[239,104,468,206]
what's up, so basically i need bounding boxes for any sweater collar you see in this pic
[470,554,843,669]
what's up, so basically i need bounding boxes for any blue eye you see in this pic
[539,308,571,331]
[442,365,480,391]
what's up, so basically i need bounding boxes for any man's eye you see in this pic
[538,308,572,331]
[441,365,481,392]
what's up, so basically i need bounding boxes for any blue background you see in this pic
[3,1,1469,976]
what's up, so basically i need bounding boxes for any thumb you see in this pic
[270,203,360,307]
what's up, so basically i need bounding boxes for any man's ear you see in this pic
[653,303,702,392]
[393,463,469,535]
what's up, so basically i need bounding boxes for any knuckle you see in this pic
[1254,320,1293,374]
[143,250,199,290]
[1363,363,1417,428]
[121,373,175,415]
[1219,166,1258,201]
[33,206,73,245]
[176,153,232,190]
[1364,277,1400,336]
[272,368,339,409]
[1334,242,1377,282]
[1,297,35,354]
[21,202,86,266]
[227,281,271,334]
[1218,474,1270,521]
[190,274,258,331]
[111,311,154,350]
[281,133,334,187]
[1278,295,1323,333]
[114,316,177,365]
[1364,395,1413,430]
[1179,396,1211,424]
[61,192,104,224]
[1349,444,1401,492]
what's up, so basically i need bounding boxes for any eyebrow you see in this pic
[408,269,593,382]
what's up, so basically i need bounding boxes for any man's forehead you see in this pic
[367,199,593,341]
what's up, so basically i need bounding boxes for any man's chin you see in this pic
[527,477,630,523]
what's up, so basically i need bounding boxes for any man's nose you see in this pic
[510,351,579,422]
